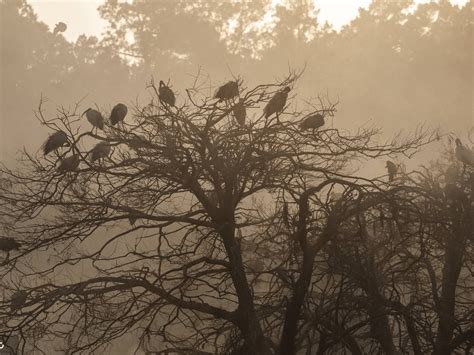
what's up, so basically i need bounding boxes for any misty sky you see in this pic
[29,0,470,42]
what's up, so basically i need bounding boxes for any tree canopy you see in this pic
[2,72,472,354]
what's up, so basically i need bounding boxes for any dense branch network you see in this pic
[1,73,470,355]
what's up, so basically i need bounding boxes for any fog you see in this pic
[1,0,472,161]
[0,0,473,354]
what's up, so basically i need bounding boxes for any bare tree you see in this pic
[0,73,437,354]
[295,150,473,355]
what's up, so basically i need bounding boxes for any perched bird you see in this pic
[82,108,104,131]
[89,142,111,162]
[300,113,324,131]
[10,290,27,311]
[215,81,239,102]
[53,22,67,35]
[42,131,69,155]
[455,138,474,166]
[264,87,291,119]
[128,215,138,226]
[128,135,148,150]
[159,80,176,107]
[0,237,21,252]
[386,161,398,182]
[110,103,128,125]
[57,155,80,173]
[232,99,246,126]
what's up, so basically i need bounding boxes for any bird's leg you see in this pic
[276,112,280,124]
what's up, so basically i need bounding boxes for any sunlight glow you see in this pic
[28,0,471,42]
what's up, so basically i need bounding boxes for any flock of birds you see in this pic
[40,81,328,174]
[34,80,474,179]
[385,138,474,183]
[2,81,473,257]
[41,102,127,173]
[42,21,474,185]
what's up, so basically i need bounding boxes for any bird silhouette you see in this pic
[232,99,246,126]
[128,215,138,226]
[282,202,290,229]
[159,80,176,107]
[57,155,80,173]
[215,81,239,102]
[110,103,128,125]
[10,290,27,311]
[300,113,324,131]
[264,87,290,119]
[82,108,104,131]
[89,142,111,162]
[128,135,149,150]
[386,161,398,181]
[42,131,69,156]
[53,22,67,35]
[455,138,474,166]
[0,237,21,252]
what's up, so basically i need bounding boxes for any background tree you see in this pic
[1,0,473,353]
[0,0,134,162]
[2,0,472,161]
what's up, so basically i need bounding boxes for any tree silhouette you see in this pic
[0,73,440,354]
[296,148,473,354]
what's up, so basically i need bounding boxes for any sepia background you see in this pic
[0,0,473,354]
[1,0,472,163]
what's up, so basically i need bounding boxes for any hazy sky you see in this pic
[29,0,470,42]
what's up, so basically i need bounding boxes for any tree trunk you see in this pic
[433,235,464,355]
[279,246,315,355]
[365,266,396,354]
[220,222,270,355]
[367,295,396,355]
[433,196,470,355]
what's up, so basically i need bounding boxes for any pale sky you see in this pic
[29,0,470,42]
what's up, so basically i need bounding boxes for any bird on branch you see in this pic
[264,86,290,120]
[10,290,27,311]
[82,108,104,132]
[89,142,111,162]
[0,237,21,252]
[300,113,325,131]
[215,81,239,102]
[110,103,128,126]
[42,131,70,156]
[386,160,398,182]
[232,99,246,126]
[57,155,80,173]
[159,80,176,107]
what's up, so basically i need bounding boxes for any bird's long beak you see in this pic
[81,109,89,117]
